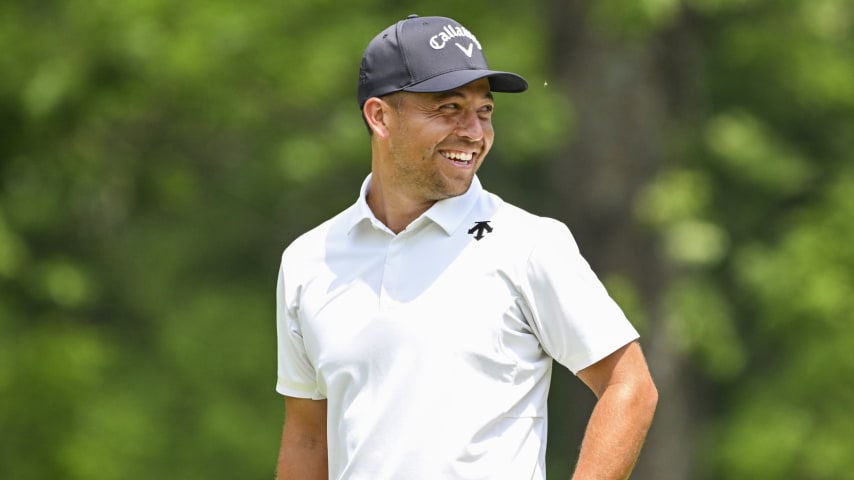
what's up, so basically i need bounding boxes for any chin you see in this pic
[444,179,474,198]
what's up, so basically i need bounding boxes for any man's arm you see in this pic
[573,341,658,480]
[276,396,328,480]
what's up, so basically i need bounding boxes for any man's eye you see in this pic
[441,103,460,110]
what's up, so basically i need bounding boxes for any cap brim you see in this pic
[403,69,528,94]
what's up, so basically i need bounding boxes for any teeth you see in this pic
[442,151,474,162]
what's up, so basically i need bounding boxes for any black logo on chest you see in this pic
[467,221,493,241]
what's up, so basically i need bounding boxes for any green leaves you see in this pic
[705,110,813,195]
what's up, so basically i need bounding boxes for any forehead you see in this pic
[434,78,494,99]
[400,78,494,104]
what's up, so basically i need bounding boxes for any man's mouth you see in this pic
[441,150,475,166]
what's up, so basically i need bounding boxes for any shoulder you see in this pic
[482,191,574,250]
[496,200,567,232]
[281,204,357,273]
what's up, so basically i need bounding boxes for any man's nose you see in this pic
[455,110,485,141]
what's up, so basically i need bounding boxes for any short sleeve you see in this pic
[518,220,639,374]
[275,265,325,399]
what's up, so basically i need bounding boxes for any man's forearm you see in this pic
[572,377,658,479]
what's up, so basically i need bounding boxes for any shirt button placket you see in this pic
[380,234,405,311]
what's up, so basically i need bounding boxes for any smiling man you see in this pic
[275,15,657,480]
[366,80,496,232]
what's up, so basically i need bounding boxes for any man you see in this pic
[276,14,657,480]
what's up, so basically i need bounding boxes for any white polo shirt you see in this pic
[276,175,639,480]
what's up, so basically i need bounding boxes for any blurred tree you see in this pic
[542,0,693,477]
[537,0,854,479]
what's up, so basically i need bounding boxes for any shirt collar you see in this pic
[423,176,483,236]
[345,174,483,236]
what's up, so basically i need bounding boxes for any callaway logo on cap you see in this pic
[357,14,528,108]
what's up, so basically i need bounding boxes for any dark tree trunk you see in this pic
[543,2,705,478]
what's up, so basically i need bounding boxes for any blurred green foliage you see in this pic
[1,0,853,478]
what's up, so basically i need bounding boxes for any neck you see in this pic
[366,174,435,234]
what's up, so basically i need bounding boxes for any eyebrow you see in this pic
[431,90,494,101]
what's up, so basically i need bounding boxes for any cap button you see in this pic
[407,14,419,19]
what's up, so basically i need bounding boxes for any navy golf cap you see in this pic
[357,15,528,108]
